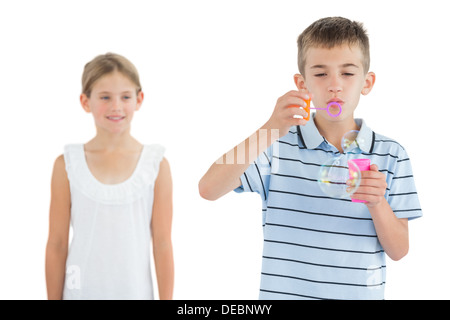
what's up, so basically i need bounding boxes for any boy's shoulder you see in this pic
[277,125,310,149]
[281,126,304,144]
[370,131,408,157]
[275,122,411,161]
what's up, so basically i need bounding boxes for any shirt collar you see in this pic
[297,114,374,153]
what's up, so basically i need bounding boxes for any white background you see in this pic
[0,0,448,300]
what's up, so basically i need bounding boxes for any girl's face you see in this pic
[80,71,143,135]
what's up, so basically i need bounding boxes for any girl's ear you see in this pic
[135,91,144,111]
[80,94,91,113]
[362,72,376,95]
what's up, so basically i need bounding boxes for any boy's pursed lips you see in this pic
[327,98,344,104]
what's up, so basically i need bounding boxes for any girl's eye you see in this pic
[100,96,110,100]
[123,96,131,100]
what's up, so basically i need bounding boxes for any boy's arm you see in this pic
[45,155,71,300]
[199,91,310,201]
[151,158,174,300]
[350,164,409,261]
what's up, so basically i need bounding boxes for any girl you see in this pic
[45,53,174,300]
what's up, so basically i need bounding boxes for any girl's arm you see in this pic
[45,155,71,300]
[151,158,174,300]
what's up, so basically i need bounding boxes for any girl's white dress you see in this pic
[62,144,164,300]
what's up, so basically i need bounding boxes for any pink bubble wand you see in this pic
[310,101,342,117]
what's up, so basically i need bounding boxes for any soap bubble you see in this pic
[341,130,359,152]
[316,130,368,198]
[317,156,361,199]
[341,130,365,155]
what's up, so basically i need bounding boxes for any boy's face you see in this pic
[295,44,375,123]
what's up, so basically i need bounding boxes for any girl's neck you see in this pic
[86,128,142,152]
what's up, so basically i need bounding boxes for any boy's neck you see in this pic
[313,114,360,153]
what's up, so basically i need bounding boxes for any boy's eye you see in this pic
[343,73,354,76]
[314,73,327,77]
[123,96,131,100]
[100,96,110,100]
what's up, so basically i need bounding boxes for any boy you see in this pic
[199,17,422,300]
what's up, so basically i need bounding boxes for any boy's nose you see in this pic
[328,76,343,94]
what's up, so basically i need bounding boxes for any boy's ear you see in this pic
[80,94,91,113]
[294,74,308,91]
[362,72,376,95]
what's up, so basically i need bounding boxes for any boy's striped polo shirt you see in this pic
[235,117,422,300]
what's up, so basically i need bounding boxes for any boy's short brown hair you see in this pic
[297,17,370,75]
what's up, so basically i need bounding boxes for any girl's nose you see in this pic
[111,97,123,111]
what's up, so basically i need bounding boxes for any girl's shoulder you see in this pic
[52,153,68,179]
[143,143,165,161]
[138,143,166,181]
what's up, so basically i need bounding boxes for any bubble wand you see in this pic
[290,99,342,120]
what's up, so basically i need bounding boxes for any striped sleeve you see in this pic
[387,147,422,220]
[234,147,273,202]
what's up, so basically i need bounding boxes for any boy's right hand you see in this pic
[262,90,311,137]
[199,90,311,201]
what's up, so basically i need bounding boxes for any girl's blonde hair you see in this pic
[82,53,142,97]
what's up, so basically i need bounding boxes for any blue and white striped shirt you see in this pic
[235,117,422,300]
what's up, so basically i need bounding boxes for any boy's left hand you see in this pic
[349,164,388,208]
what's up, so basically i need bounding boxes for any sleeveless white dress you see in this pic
[62,144,165,300]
